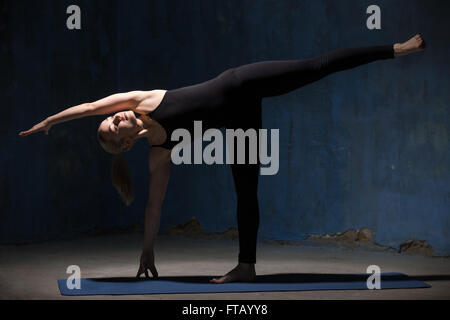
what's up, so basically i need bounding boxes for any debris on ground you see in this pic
[357,228,375,243]
[336,229,358,242]
[265,239,301,246]
[399,239,434,256]
[167,217,238,240]
[306,228,393,252]
[167,217,203,237]
[166,219,435,256]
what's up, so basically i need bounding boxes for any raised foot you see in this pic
[394,34,426,57]
[210,263,256,284]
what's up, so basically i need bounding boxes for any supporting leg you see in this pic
[210,98,262,284]
[231,162,260,264]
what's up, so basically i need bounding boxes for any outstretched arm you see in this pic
[136,146,171,279]
[89,90,148,115]
[18,90,147,137]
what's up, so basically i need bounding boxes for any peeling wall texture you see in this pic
[1,0,449,254]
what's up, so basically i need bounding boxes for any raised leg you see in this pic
[232,44,395,98]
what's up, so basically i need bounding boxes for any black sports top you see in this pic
[148,68,241,149]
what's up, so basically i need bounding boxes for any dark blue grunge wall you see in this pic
[2,0,449,254]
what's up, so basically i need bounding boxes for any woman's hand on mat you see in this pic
[136,248,158,279]
[19,119,52,137]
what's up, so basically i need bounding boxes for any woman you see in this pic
[19,35,426,284]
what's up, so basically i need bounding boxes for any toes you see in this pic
[210,276,226,284]
[417,37,425,49]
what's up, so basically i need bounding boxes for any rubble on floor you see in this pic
[399,239,434,256]
[306,228,395,252]
[167,217,238,240]
[264,239,301,246]
[307,229,435,256]
[166,218,436,256]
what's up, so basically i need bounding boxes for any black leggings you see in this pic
[228,45,395,264]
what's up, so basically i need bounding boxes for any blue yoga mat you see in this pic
[58,273,430,296]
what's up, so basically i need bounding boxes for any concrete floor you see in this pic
[1,233,449,299]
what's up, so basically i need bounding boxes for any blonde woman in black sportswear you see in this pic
[19,35,426,283]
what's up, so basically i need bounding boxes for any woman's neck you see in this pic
[138,114,167,146]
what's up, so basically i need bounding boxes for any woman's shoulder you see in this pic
[135,90,168,115]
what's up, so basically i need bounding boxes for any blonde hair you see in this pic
[97,130,135,206]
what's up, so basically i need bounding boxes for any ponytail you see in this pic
[111,153,134,206]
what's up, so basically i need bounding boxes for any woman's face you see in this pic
[98,110,139,145]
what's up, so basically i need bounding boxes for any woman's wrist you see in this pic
[393,43,402,57]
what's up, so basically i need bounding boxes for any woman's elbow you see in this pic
[84,102,97,115]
